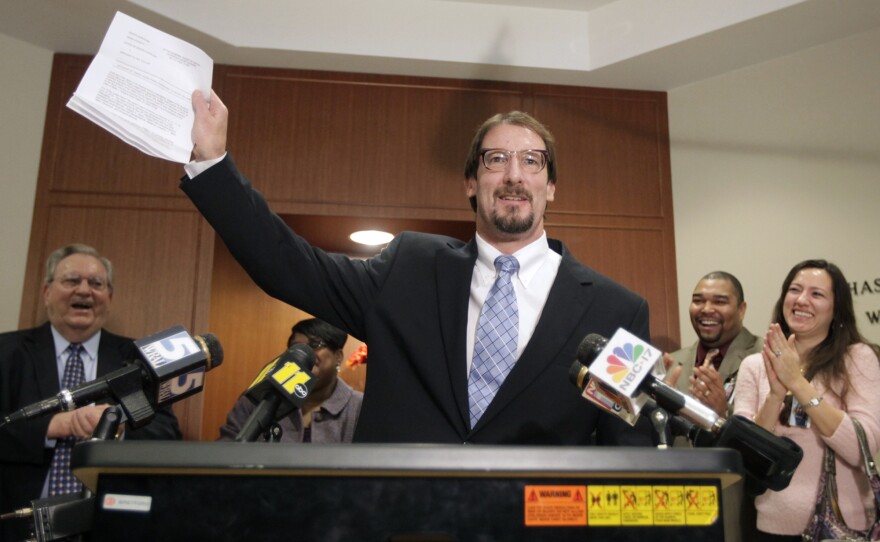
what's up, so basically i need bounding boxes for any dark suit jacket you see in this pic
[183,155,653,446]
[0,323,181,539]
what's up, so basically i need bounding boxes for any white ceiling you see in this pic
[2,0,880,91]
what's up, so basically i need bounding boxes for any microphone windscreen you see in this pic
[195,333,224,370]
[576,333,607,366]
[286,343,315,372]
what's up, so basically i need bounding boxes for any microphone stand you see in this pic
[24,406,124,541]
[234,395,283,443]
[649,407,670,449]
[267,423,283,443]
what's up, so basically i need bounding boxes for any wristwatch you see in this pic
[803,395,824,408]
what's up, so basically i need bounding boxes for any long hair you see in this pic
[771,259,880,401]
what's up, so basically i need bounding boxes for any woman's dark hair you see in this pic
[771,259,880,402]
[288,318,347,351]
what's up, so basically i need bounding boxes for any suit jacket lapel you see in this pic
[717,328,758,380]
[474,249,595,429]
[96,330,123,375]
[23,323,63,399]
[436,239,479,433]
[677,343,699,389]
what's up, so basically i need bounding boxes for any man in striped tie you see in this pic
[0,244,181,540]
[185,95,654,447]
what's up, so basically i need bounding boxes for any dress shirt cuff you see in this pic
[184,153,227,179]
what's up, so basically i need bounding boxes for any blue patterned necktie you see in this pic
[468,255,520,428]
[47,343,85,496]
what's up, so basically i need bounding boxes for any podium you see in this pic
[72,441,744,541]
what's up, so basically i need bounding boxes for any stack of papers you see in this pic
[67,12,213,164]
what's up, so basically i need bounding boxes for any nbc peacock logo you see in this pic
[605,343,646,383]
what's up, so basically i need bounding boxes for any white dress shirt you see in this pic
[466,232,561,374]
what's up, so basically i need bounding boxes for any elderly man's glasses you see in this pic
[480,148,549,174]
[52,274,109,292]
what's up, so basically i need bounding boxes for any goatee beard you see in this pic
[492,210,535,235]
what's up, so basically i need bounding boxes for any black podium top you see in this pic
[72,441,743,491]
[70,442,747,542]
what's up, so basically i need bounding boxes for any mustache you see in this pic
[494,187,531,201]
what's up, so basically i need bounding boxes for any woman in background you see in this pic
[218,318,363,443]
[734,259,880,540]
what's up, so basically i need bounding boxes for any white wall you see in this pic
[0,33,52,331]
[669,27,880,347]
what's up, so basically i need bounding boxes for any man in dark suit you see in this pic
[0,244,181,540]
[181,90,652,446]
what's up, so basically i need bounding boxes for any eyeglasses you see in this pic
[480,148,549,174]
[52,274,109,292]
[307,339,328,351]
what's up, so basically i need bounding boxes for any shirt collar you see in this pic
[319,379,354,415]
[474,232,550,289]
[49,325,101,362]
[695,340,733,369]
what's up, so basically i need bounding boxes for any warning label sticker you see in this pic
[524,485,588,526]
[684,485,719,526]
[650,485,685,525]
[620,485,654,525]
[586,485,621,526]
[524,484,719,528]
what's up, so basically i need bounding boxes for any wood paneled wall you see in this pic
[20,54,679,440]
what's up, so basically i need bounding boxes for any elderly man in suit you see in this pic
[179,90,653,446]
[0,244,181,540]
[666,271,762,421]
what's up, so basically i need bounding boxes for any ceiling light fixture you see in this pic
[350,230,394,246]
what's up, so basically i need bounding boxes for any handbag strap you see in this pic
[822,443,845,521]
[851,417,879,478]
[820,417,878,525]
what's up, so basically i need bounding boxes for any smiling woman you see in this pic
[733,259,880,540]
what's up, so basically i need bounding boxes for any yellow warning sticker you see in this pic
[620,485,654,526]
[685,485,719,525]
[524,485,587,526]
[586,485,621,526]
[652,485,686,525]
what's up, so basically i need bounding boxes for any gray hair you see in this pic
[44,244,114,291]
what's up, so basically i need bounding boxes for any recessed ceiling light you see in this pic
[350,230,394,246]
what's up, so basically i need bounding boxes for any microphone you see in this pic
[234,344,316,442]
[574,331,723,433]
[2,325,224,429]
[567,358,639,426]
[572,329,803,493]
[569,359,697,439]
